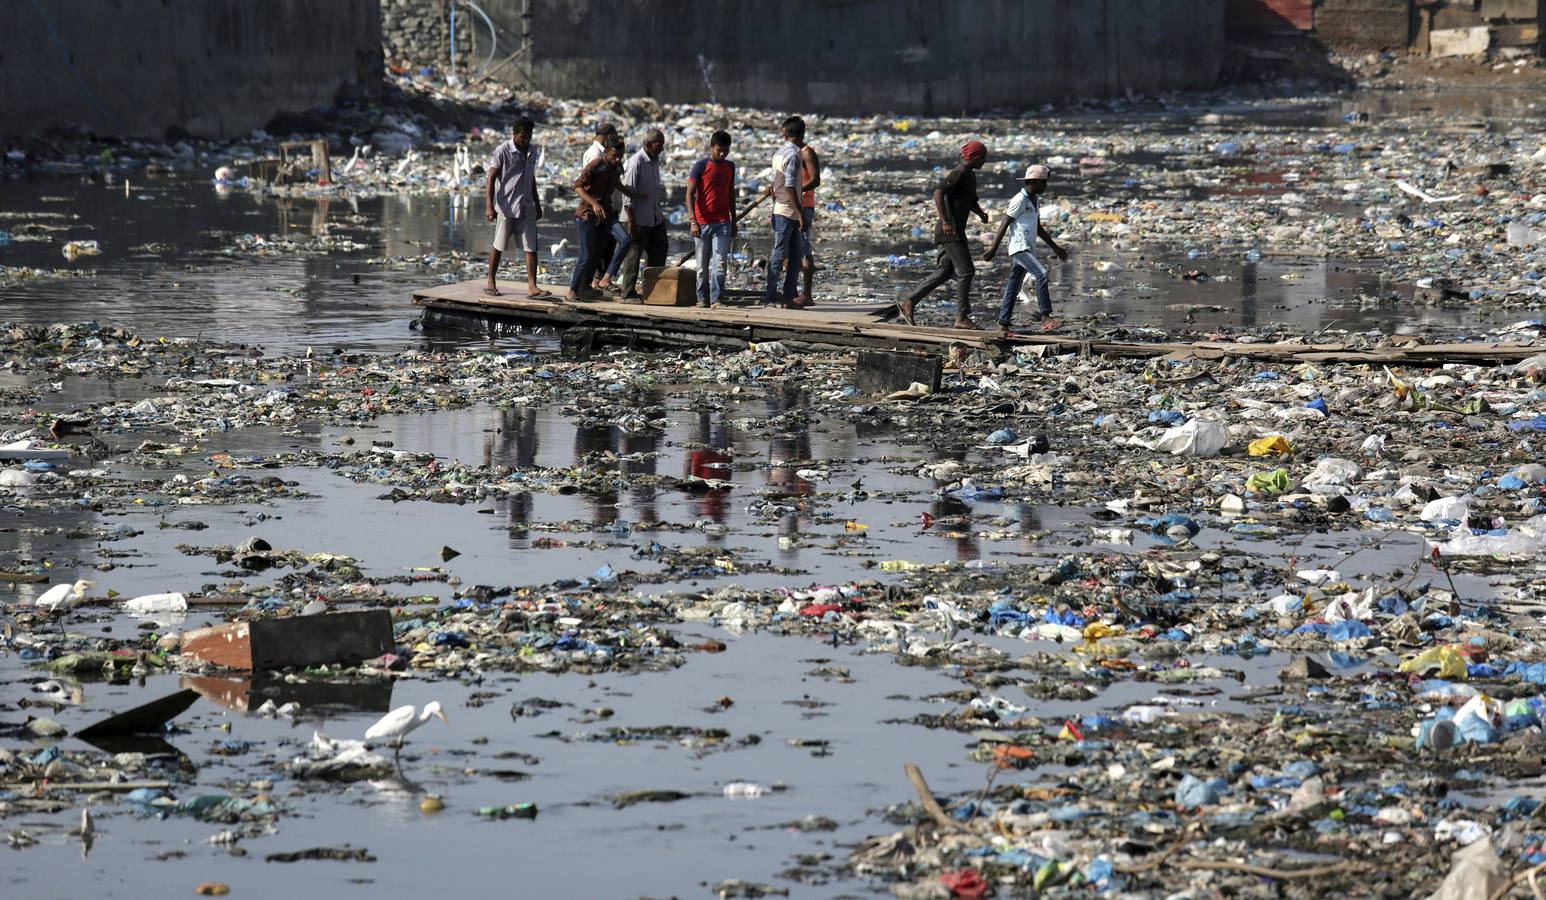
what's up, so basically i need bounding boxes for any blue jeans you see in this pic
[764,214,803,305]
[569,217,609,293]
[695,221,731,303]
[998,250,1052,325]
[605,218,630,279]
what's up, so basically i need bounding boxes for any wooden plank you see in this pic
[75,689,200,737]
[411,279,1545,368]
[41,780,173,792]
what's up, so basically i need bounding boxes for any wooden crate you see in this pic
[640,266,698,306]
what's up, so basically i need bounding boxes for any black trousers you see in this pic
[903,240,973,316]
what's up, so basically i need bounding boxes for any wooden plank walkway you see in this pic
[413,279,1543,367]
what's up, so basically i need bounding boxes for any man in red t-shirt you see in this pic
[685,131,736,308]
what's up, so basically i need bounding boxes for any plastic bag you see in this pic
[1420,495,1469,523]
[1248,435,1292,457]
[1154,419,1226,457]
[1399,645,1468,680]
[123,592,188,614]
[1303,457,1360,488]
[1246,468,1290,494]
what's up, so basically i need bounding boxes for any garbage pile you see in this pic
[0,318,1545,892]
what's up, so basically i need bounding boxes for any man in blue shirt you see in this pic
[981,164,1068,334]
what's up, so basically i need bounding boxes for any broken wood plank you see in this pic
[75,689,199,738]
[39,780,173,792]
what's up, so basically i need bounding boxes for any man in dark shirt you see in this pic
[896,140,990,329]
[569,137,634,302]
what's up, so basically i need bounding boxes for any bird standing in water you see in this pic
[35,579,92,613]
[365,702,448,766]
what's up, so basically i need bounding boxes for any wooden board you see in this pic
[413,279,1545,368]
[75,689,200,737]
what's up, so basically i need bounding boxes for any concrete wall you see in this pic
[0,0,382,139]
[1314,0,1412,52]
[382,0,472,71]
[482,0,1222,114]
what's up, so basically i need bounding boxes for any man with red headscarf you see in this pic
[895,140,990,329]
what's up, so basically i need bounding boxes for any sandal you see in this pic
[527,288,554,301]
[895,301,915,326]
[482,286,501,297]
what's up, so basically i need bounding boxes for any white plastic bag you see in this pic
[123,592,188,614]
[1153,419,1227,457]
[1420,495,1470,523]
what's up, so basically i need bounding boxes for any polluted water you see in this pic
[4,57,1546,900]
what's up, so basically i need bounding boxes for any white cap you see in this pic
[1024,164,1050,180]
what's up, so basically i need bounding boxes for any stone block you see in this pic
[855,349,942,396]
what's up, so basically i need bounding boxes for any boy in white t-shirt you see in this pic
[982,164,1068,333]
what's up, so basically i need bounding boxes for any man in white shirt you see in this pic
[762,116,805,308]
[981,164,1068,333]
[483,117,549,298]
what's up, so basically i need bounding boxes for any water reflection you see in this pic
[685,409,733,526]
[182,674,394,715]
[766,384,813,548]
[486,407,538,528]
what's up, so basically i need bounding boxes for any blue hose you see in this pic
[449,3,458,75]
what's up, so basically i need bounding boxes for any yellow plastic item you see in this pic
[1248,436,1293,457]
[1081,622,1122,643]
[1398,645,1468,680]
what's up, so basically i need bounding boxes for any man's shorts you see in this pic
[493,215,538,253]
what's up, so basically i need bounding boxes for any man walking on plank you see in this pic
[895,140,990,329]
[981,164,1068,334]
[484,117,550,299]
[581,122,628,292]
[570,136,634,302]
[616,129,669,301]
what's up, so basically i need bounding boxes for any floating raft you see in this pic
[413,279,1543,367]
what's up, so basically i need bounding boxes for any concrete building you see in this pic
[390,0,1226,114]
[0,0,382,139]
[1226,0,1542,56]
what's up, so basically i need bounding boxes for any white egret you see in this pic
[35,579,92,613]
[365,702,448,764]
